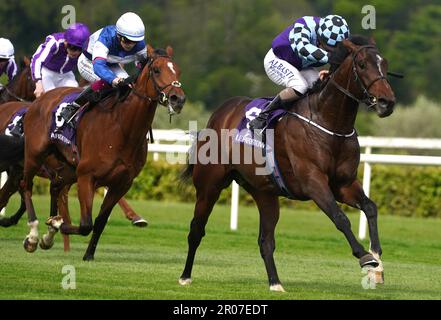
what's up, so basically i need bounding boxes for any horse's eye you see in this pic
[358,61,366,69]
[153,67,160,74]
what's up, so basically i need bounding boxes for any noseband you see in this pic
[329,45,389,108]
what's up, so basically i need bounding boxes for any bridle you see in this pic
[0,82,31,103]
[329,45,389,108]
[131,54,182,109]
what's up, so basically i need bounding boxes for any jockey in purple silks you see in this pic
[0,38,18,83]
[249,15,350,132]
[31,23,90,98]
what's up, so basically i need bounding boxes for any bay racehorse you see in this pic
[20,46,185,260]
[179,36,396,291]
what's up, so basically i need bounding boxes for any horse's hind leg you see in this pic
[57,175,94,236]
[0,170,25,227]
[22,155,48,252]
[0,197,26,227]
[179,166,227,285]
[117,197,148,227]
[250,190,284,292]
[337,181,384,284]
[39,181,68,250]
[58,185,72,252]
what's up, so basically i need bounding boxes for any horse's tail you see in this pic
[179,131,199,184]
[180,163,194,184]
[0,134,24,163]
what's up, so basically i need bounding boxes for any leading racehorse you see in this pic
[20,45,185,260]
[179,35,396,291]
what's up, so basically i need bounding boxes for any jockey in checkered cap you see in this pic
[249,15,350,131]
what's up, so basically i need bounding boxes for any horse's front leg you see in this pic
[337,180,384,284]
[83,183,131,261]
[304,173,378,269]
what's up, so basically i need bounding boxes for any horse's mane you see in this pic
[307,35,372,95]
[113,48,171,104]
[137,48,169,68]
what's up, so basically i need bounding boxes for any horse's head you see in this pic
[0,56,35,103]
[330,36,396,118]
[142,45,186,114]
[15,56,35,101]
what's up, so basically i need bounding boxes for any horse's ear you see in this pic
[368,36,377,45]
[342,39,358,53]
[23,56,31,67]
[166,46,174,57]
[147,45,155,57]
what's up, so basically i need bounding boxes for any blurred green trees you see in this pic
[1,0,440,108]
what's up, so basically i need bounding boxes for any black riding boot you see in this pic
[59,86,96,128]
[248,95,283,131]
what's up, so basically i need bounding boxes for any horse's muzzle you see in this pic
[168,94,186,114]
[375,97,395,118]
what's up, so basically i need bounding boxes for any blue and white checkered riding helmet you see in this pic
[318,15,350,47]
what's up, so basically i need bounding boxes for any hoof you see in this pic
[269,284,286,292]
[39,235,54,250]
[132,218,148,228]
[23,236,38,253]
[368,268,384,284]
[83,254,94,261]
[45,216,64,230]
[359,253,379,268]
[0,217,15,227]
[179,278,192,286]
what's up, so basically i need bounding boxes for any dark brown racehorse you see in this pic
[179,36,396,291]
[20,46,185,260]
[0,57,35,104]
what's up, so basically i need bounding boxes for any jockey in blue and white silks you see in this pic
[249,15,350,131]
[77,12,147,87]
[0,38,18,83]
[55,12,147,131]
[31,23,91,98]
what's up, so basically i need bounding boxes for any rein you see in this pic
[286,95,356,138]
[0,83,30,103]
[286,45,389,138]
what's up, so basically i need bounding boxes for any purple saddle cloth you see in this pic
[49,92,84,146]
[233,97,294,199]
[5,107,28,137]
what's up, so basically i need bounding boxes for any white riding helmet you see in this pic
[0,38,15,59]
[116,12,145,42]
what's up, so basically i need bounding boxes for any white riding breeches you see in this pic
[41,67,78,91]
[77,53,129,83]
[263,49,319,95]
